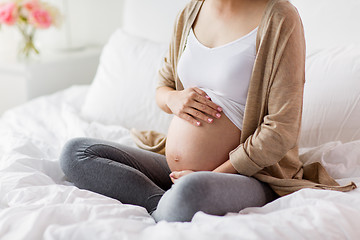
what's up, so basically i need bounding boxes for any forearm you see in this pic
[155,86,176,114]
[212,159,238,174]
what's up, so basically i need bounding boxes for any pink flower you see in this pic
[24,0,40,12]
[0,2,17,25]
[30,8,52,29]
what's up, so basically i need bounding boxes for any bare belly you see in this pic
[165,112,242,172]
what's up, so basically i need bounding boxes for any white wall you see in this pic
[0,0,125,114]
[122,0,189,44]
[0,0,124,57]
[290,0,360,53]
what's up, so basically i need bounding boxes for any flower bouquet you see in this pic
[0,0,61,60]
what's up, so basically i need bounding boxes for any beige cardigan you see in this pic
[130,0,357,196]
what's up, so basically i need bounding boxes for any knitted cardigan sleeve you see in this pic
[156,10,182,90]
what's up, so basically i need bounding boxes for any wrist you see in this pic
[213,160,238,174]
[165,90,176,113]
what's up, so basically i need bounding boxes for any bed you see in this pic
[1,0,360,239]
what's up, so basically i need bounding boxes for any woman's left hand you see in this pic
[169,170,194,183]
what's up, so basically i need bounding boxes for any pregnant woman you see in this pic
[59,0,357,223]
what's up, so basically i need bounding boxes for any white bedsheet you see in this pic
[0,85,359,240]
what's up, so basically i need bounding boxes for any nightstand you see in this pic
[0,47,101,116]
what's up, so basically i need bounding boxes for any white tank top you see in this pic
[177,27,258,130]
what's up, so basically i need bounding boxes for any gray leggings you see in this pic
[59,137,278,222]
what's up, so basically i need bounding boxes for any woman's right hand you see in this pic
[166,87,223,127]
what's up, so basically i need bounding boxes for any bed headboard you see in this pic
[289,0,360,52]
[122,0,190,44]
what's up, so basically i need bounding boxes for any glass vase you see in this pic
[17,25,40,62]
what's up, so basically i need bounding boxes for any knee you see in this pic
[153,172,211,222]
[174,171,210,200]
[59,137,89,179]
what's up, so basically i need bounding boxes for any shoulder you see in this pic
[179,0,201,17]
[173,0,202,28]
[269,0,303,29]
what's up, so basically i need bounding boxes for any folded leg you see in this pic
[59,137,173,213]
[151,171,278,222]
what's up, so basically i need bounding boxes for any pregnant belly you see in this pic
[165,112,242,172]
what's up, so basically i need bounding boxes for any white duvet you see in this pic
[0,85,360,240]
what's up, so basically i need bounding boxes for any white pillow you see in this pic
[81,29,173,134]
[300,45,360,148]
[299,140,360,179]
[82,30,360,148]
